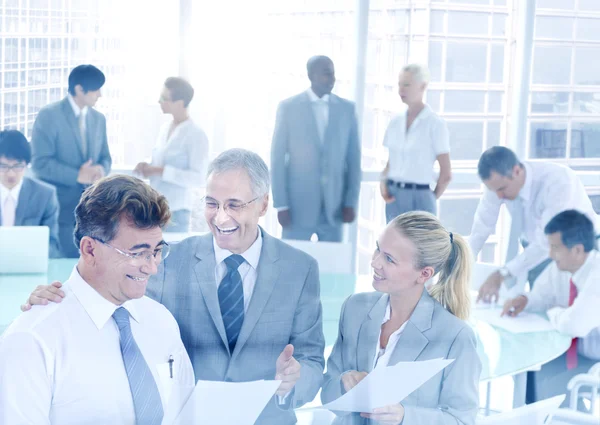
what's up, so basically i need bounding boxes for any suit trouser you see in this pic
[282,216,343,242]
[385,184,436,224]
[58,222,79,258]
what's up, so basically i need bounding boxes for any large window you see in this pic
[0,0,179,167]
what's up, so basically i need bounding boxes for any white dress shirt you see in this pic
[0,179,22,226]
[383,104,450,185]
[372,297,408,369]
[523,250,600,360]
[213,230,263,313]
[0,266,195,425]
[469,161,600,277]
[149,119,209,212]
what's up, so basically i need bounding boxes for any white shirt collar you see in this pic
[306,88,330,103]
[405,104,432,123]
[67,266,141,330]
[0,178,23,207]
[572,249,599,286]
[519,162,533,202]
[213,228,263,271]
[67,94,88,118]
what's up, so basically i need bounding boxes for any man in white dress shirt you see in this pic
[0,175,194,425]
[271,55,362,242]
[502,210,600,405]
[469,146,599,302]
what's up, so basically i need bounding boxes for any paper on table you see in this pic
[322,358,454,413]
[477,394,565,425]
[172,379,281,425]
[472,308,555,334]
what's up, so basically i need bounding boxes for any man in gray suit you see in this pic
[25,149,325,425]
[0,130,60,257]
[271,55,362,242]
[31,64,111,258]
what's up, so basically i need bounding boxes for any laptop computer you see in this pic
[0,226,49,273]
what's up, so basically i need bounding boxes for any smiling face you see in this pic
[86,218,165,304]
[204,168,268,254]
[371,225,434,296]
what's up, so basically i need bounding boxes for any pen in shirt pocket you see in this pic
[168,355,174,379]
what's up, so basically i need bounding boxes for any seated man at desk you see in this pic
[0,129,60,257]
[0,175,194,425]
[502,210,600,405]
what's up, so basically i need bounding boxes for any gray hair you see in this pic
[402,63,431,84]
[477,146,523,180]
[207,148,270,197]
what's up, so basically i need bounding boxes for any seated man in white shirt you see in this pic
[469,146,600,303]
[502,210,600,406]
[0,175,194,425]
[0,129,60,257]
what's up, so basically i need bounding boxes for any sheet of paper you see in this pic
[172,379,281,425]
[477,394,565,425]
[322,358,454,412]
[162,383,195,425]
[472,308,555,333]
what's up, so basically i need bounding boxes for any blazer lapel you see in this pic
[14,178,32,226]
[388,290,434,365]
[357,294,388,373]
[232,228,281,358]
[61,98,85,161]
[193,236,230,351]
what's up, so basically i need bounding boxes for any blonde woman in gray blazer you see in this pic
[322,211,481,425]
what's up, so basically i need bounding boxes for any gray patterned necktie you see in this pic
[218,254,245,353]
[113,307,164,425]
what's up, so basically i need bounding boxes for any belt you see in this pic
[387,179,430,190]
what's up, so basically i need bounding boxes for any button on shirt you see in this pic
[523,250,600,360]
[383,104,450,185]
[306,88,329,143]
[373,297,408,369]
[0,266,195,425]
[150,119,209,212]
[0,179,22,226]
[469,161,600,278]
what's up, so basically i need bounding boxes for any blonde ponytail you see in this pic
[390,211,473,320]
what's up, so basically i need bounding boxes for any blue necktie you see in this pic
[218,254,245,353]
[113,307,164,425]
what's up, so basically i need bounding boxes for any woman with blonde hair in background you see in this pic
[321,211,481,425]
[380,63,452,223]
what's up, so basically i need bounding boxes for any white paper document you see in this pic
[322,358,454,413]
[472,308,555,334]
[171,379,281,425]
[477,394,565,425]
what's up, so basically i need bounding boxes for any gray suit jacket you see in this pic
[31,97,111,225]
[146,229,325,425]
[271,92,362,227]
[0,176,60,257]
[321,291,481,425]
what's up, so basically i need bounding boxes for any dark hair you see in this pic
[477,146,523,180]
[73,175,171,249]
[0,130,31,164]
[164,77,194,107]
[68,64,106,96]
[306,55,333,76]
[544,210,596,252]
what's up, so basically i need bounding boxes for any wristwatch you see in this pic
[498,267,512,279]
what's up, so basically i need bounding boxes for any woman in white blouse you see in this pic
[321,211,481,425]
[380,64,452,223]
[134,77,209,232]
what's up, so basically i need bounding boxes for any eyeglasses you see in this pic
[92,237,170,265]
[202,196,260,216]
[0,163,26,172]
